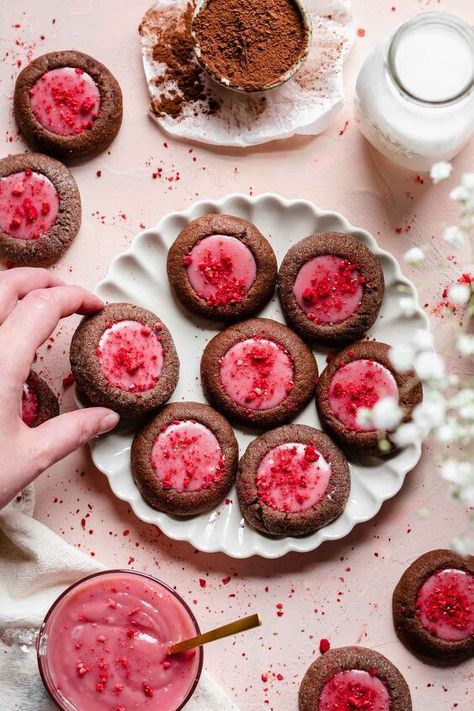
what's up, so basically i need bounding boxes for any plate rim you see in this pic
[90,192,428,559]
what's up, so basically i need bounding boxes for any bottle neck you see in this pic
[386,11,474,107]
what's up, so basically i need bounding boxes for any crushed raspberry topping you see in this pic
[151,419,225,492]
[97,320,163,393]
[293,255,365,325]
[21,381,38,427]
[185,234,257,307]
[0,170,59,240]
[256,442,332,513]
[328,359,399,431]
[416,568,474,642]
[319,669,392,711]
[219,336,294,411]
[29,67,100,136]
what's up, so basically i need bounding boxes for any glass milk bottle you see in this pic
[355,12,474,171]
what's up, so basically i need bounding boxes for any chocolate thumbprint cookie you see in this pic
[167,214,277,322]
[70,302,179,420]
[299,646,412,711]
[237,424,350,537]
[316,340,422,455]
[278,232,384,347]
[22,371,59,427]
[393,549,474,665]
[132,402,238,516]
[14,51,122,160]
[201,318,317,429]
[0,152,80,265]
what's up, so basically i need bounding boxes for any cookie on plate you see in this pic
[278,232,384,346]
[22,371,59,427]
[0,152,81,265]
[167,214,277,322]
[393,549,474,665]
[316,340,422,455]
[237,424,350,537]
[201,317,318,429]
[131,402,238,516]
[70,302,179,420]
[14,51,122,160]
[299,646,412,711]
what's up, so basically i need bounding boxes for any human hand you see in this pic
[0,268,120,509]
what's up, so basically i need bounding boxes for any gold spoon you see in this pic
[169,613,262,655]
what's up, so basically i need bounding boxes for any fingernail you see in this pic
[99,411,120,433]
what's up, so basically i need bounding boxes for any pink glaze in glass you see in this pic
[293,255,364,325]
[151,420,224,492]
[219,337,294,411]
[21,382,38,427]
[185,235,257,306]
[97,321,163,393]
[0,170,59,239]
[328,359,399,431]
[30,67,100,136]
[416,568,474,642]
[37,571,202,711]
[318,670,392,711]
[256,442,332,513]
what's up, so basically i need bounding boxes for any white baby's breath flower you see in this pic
[414,351,445,380]
[403,247,425,265]
[436,419,461,443]
[457,334,474,356]
[430,161,453,183]
[411,329,433,352]
[450,185,469,202]
[452,537,474,557]
[389,344,415,373]
[398,296,417,317]
[413,394,446,431]
[371,397,404,430]
[356,407,373,431]
[441,460,474,506]
[391,422,419,447]
[460,403,474,421]
[443,225,465,247]
[449,389,474,408]
[461,172,474,190]
[448,283,471,305]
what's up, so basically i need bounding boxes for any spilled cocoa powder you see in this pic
[192,0,308,91]
[139,2,220,119]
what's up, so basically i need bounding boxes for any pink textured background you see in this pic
[1,0,473,709]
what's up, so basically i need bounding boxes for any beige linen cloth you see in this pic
[0,489,238,710]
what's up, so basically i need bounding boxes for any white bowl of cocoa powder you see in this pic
[191,0,312,93]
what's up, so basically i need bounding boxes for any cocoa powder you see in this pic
[193,0,308,91]
[139,3,220,119]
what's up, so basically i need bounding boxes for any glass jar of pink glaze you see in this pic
[37,570,203,711]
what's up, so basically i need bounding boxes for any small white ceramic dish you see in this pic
[89,193,428,559]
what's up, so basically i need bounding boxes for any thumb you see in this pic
[30,408,120,474]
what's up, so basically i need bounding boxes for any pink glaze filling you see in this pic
[219,337,294,411]
[21,381,38,427]
[416,568,474,642]
[319,670,392,711]
[151,420,224,493]
[185,235,257,307]
[328,359,399,431]
[30,67,100,136]
[256,442,331,513]
[97,321,163,393]
[293,255,364,325]
[41,571,200,711]
[0,170,59,239]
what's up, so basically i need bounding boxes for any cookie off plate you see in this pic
[88,193,429,559]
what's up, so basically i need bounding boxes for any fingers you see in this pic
[0,268,64,324]
[0,285,103,386]
[28,408,120,476]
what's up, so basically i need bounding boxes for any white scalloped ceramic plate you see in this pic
[90,194,428,559]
